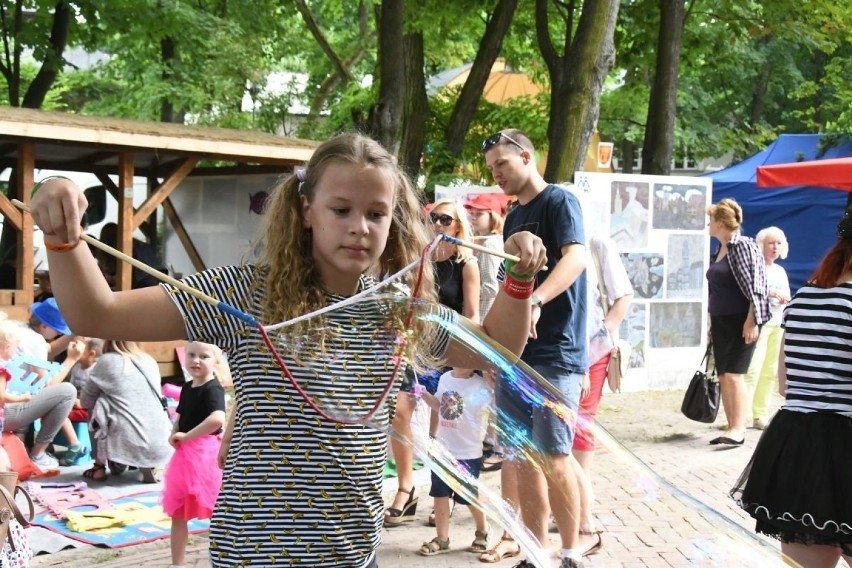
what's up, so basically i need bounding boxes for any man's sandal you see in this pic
[479,535,520,563]
[417,537,450,556]
[468,530,489,553]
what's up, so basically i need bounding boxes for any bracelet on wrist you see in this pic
[44,240,80,253]
[504,259,535,282]
[503,274,535,300]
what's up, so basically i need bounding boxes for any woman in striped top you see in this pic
[28,133,548,568]
[731,210,852,567]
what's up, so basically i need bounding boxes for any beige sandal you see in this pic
[468,530,489,553]
[479,534,520,563]
[418,537,450,556]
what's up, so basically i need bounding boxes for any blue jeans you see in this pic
[496,364,583,455]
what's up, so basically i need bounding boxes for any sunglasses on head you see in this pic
[429,213,456,227]
[481,132,525,153]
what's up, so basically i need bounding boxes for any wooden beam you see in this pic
[0,194,22,231]
[116,153,134,291]
[95,173,120,202]
[15,143,34,304]
[162,197,206,272]
[133,157,198,228]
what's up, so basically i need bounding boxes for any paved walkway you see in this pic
[30,392,849,568]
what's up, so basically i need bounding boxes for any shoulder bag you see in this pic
[681,345,720,423]
[0,471,34,554]
[131,358,169,414]
[590,237,631,392]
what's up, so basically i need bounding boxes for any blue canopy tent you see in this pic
[704,134,852,293]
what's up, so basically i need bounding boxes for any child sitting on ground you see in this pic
[417,367,494,557]
[162,341,226,568]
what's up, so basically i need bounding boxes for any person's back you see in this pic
[82,341,172,470]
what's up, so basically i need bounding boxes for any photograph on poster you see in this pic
[651,183,708,231]
[621,252,664,299]
[666,234,706,299]
[619,303,646,369]
[649,302,703,348]
[610,181,650,248]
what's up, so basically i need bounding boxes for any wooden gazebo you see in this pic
[0,106,317,375]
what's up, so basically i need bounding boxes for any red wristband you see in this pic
[503,274,535,300]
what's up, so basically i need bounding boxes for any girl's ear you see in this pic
[300,194,312,229]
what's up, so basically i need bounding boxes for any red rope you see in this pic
[256,242,435,425]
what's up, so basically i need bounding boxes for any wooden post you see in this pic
[116,153,134,291]
[16,143,34,305]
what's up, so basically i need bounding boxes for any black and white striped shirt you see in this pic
[163,265,451,566]
[781,282,852,417]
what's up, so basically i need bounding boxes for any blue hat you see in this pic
[31,298,71,335]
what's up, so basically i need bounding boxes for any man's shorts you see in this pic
[495,364,583,456]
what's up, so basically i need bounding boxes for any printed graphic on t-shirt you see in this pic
[440,390,463,424]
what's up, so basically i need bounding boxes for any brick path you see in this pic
[30,393,849,568]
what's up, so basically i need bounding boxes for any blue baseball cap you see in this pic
[31,297,71,335]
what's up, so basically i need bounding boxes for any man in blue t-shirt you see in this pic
[483,129,589,568]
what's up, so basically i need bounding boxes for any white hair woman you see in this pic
[744,227,790,430]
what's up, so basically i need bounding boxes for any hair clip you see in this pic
[295,168,307,183]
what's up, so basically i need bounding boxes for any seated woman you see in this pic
[80,340,173,482]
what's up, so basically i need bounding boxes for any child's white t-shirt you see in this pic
[434,370,493,460]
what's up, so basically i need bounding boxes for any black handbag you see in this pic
[681,346,720,423]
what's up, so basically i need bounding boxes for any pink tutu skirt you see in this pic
[162,435,222,520]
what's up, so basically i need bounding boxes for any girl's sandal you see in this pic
[82,463,107,482]
[418,537,450,556]
[140,467,161,484]
[479,535,520,563]
[468,530,489,553]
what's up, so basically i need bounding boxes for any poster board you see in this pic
[573,171,713,390]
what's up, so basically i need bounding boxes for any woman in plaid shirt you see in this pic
[706,198,770,446]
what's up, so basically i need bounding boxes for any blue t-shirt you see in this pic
[502,184,588,373]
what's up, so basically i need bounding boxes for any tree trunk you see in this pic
[539,0,620,182]
[370,0,405,154]
[159,36,185,124]
[621,140,634,173]
[441,0,519,163]
[399,31,428,182]
[21,0,70,109]
[640,0,685,175]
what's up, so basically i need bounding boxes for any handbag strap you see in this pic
[0,484,35,549]
[589,236,610,316]
[130,358,164,408]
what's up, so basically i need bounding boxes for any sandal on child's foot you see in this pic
[82,463,107,482]
[468,530,489,553]
[479,535,520,563]
[384,487,418,526]
[418,537,450,556]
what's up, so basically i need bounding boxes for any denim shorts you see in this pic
[496,364,583,455]
[429,457,482,505]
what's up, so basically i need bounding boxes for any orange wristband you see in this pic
[44,240,79,252]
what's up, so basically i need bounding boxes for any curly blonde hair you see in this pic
[257,133,439,363]
[707,198,743,231]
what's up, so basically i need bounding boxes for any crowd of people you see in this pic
[0,127,845,568]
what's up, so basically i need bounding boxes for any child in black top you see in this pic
[162,341,226,568]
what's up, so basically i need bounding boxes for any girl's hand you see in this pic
[30,178,88,245]
[580,373,591,400]
[169,432,186,448]
[504,231,547,276]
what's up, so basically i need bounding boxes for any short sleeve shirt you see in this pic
[176,378,226,435]
[502,185,589,373]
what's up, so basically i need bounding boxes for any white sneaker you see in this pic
[753,417,768,430]
[31,452,59,469]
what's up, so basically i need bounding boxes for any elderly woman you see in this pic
[705,199,769,445]
[80,340,172,482]
[743,227,791,430]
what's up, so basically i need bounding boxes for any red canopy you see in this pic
[756,157,852,192]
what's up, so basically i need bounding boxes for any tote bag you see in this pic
[681,346,720,423]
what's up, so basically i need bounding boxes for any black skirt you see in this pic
[730,408,852,547]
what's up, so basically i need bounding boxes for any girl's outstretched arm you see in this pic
[30,178,186,341]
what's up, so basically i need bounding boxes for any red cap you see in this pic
[464,193,506,215]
